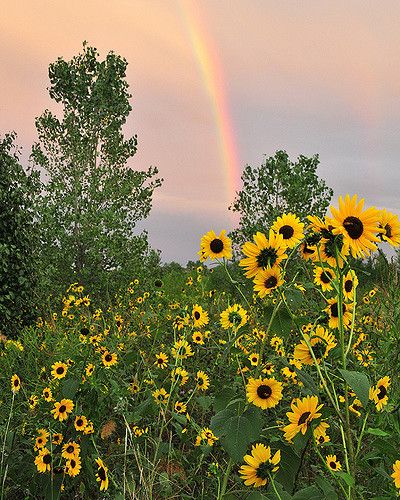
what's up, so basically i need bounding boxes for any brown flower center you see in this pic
[343,216,364,239]
[256,384,272,399]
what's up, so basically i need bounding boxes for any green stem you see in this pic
[218,458,233,499]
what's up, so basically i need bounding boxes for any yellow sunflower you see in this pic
[391,460,400,489]
[192,304,209,328]
[11,374,21,393]
[342,270,359,301]
[171,339,194,359]
[313,266,336,292]
[101,351,118,368]
[253,267,284,298]
[272,212,304,248]
[370,376,390,411]
[246,377,283,410]
[198,230,232,261]
[74,415,88,432]
[283,395,323,442]
[51,399,74,422]
[293,326,336,365]
[239,443,280,488]
[324,298,353,329]
[171,367,189,386]
[313,421,330,445]
[192,331,205,345]
[34,448,52,473]
[154,352,169,369]
[378,209,400,247]
[95,458,109,491]
[51,361,68,380]
[240,230,287,278]
[152,387,170,405]
[220,304,248,330]
[248,353,260,366]
[326,455,342,472]
[62,441,80,460]
[330,194,381,258]
[66,455,82,477]
[174,401,187,414]
[42,387,53,402]
[196,370,210,391]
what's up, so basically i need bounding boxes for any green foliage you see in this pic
[31,42,163,302]
[229,150,333,251]
[0,132,40,338]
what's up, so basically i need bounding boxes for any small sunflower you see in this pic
[171,339,194,359]
[192,331,204,345]
[220,304,248,330]
[85,363,95,377]
[240,230,287,278]
[74,415,88,432]
[154,352,168,369]
[51,361,68,380]
[95,458,109,491]
[248,353,260,366]
[52,433,63,445]
[34,448,52,473]
[171,367,189,386]
[272,212,304,248]
[239,443,280,488]
[174,401,187,414]
[253,267,284,298]
[102,351,118,368]
[342,270,359,300]
[378,209,400,247]
[192,304,209,328]
[313,266,336,292]
[324,298,353,330]
[152,387,170,405]
[62,441,80,460]
[246,377,283,410]
[330,194,381,258]
[326,455,342,472]
[370,376,390,411]
[313,421,330,446]
[293,326,336,365]
[198,230,232,261]
[42,387,53,402]
[34,433,48,450]
[391,460,400,489]
[283,395,323,442]
[196,370,210,391]
[29,395,39,409]
[66,455,82,477]
[51,399,74,422]
[11,374,21,393]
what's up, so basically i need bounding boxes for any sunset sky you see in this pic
[1,0,400,262]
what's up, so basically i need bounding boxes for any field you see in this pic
[1,195,400,499]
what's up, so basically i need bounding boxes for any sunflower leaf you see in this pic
[338,369,370,408]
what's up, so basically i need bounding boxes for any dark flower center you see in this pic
[279,225,295,240]
[257,384,272,399]
[298,411,311,425]
[70,459,76,468]
[14,379,19,386]
[98,467,107,481]
[228,311,242,325]
[343,216,364,239]
[76,419,83,427]
[320,271,332,284]
[257,247,278,268]
[43,454,51,464]
[311,340,326,360]
[256,461,274,480]
[59,405,66,413]
[56,366,64,374]
[265,276,278,289]
[318,435,325,443]
[330,461,337,469]
[194,311,200,320]
[303,244,315,255]
[376,385,387,400]
[81,327,89,336]
[157,358,164,364]
[155,279,163,287]
[210,238,224,253]
[105,354,112,362]
[330,302,346,318]
[344,279,353,292]
[384,224,392,238]
[197,378,204,385]
[67,445,74,453]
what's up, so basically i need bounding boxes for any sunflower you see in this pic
[246,377,283,410]
[192,331,204,345]
[154,352,168,369]
[11,374,21,393]
[298,232,320,262]
[239,443,280,488]
[85,363,95,377]
[42,387,53,402]
[370,376,390,411]
[378,209,400,247]
[272,212,304,249]
[324,298,353,329]
[240,230,287,278]
[192,304,209,328]
[66,455,82,477]
[62,441,80,460]
[152,387,170,405]
[171,367,189,386]
[198,230,232,261]
[391,460,400,489]
[174,401,187,414]
[52,433,63,445]
[51,399,74,422]
[74,415,88,432]
[349,398,362,417]
[51,361,68,380]
[313,421,330,445]
[196,370,210,391]
[29,395,39,409]
[101,351,118,368]
[326,455,342,472]
[220,304,248,330]
[262,362,275,375]
[317,235,349,268]
[330,194,381,258]
[171,339,194,359]
[342,270,359,301]
[95,458,109,491]
[195,427,218,447]
[34,448,52,473]
[283,395,323,442]
[34,433,48,450]
[293,326,336,365]
[253,267,284,298]
[313,266,336,292]
[248,353,260,366]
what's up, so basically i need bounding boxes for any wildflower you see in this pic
[51,361,68,380]
[391,460,400,489]
[152,388,170,405]
[253,267,284,298]
[326,455,342,471]
[196,370,210,391]
[198,230,232,261]
[239,443,280,488]
[192,304,209,328]
[313,266,336,292]
[293,326,336,365]
[246,377,283,410]
[62,441,80,460]
[154,352,169,369]
[11,374,21,393]
[240,230,287,278]
[65,455,82,477]
[95,458,109,491]
[34,448,52,473]
[283,395,323,442]
[42,387,53,402]
[51,399,74,422]
[220,304,248,330]
[272,213,304,248]
[101,351,118,368]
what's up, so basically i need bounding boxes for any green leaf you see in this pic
[315,477,338,499]
[61,377,80,399]
[214,387,237,412]
[337,471,355,487]
[366,427,390,437]
[292,486,322,499]
[338,369,370,407]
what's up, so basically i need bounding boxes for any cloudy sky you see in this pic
[1,1,400,262]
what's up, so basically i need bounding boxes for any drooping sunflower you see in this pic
[378,209,400,247]
[11,374,21,393]
[220,304,248,330]
[101,351,118,368]
[313,421,330,446]
[349,398,363,417]
[283,395,323,442]
[34,447,52,473]
[342,270,359,301]
[326,455,342,472]
[272,212,304,249]
[95,458,109,491]
[239,443,280,488]
[240,230,287,278]
[74,415,88,432]
[171,339,194,359]
[324,298,353,329]
[171,367,189,386]
[330,194,381,258]
[66,455,82,477]
[198,230,232,261]
[51,399,74,422]
[293,326,336,365]
[246,377,283,410]
[192,304,209,328]
[152,387,170,405]
[253,267,284,298]
[313,266,336,292]
[154,352,168,369]
[196,370,210,391]
[370,376,390,411]
[391,460,400,489]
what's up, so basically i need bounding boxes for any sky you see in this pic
[1,0,400,263]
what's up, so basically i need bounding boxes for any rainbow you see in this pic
[178,0,241,207]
